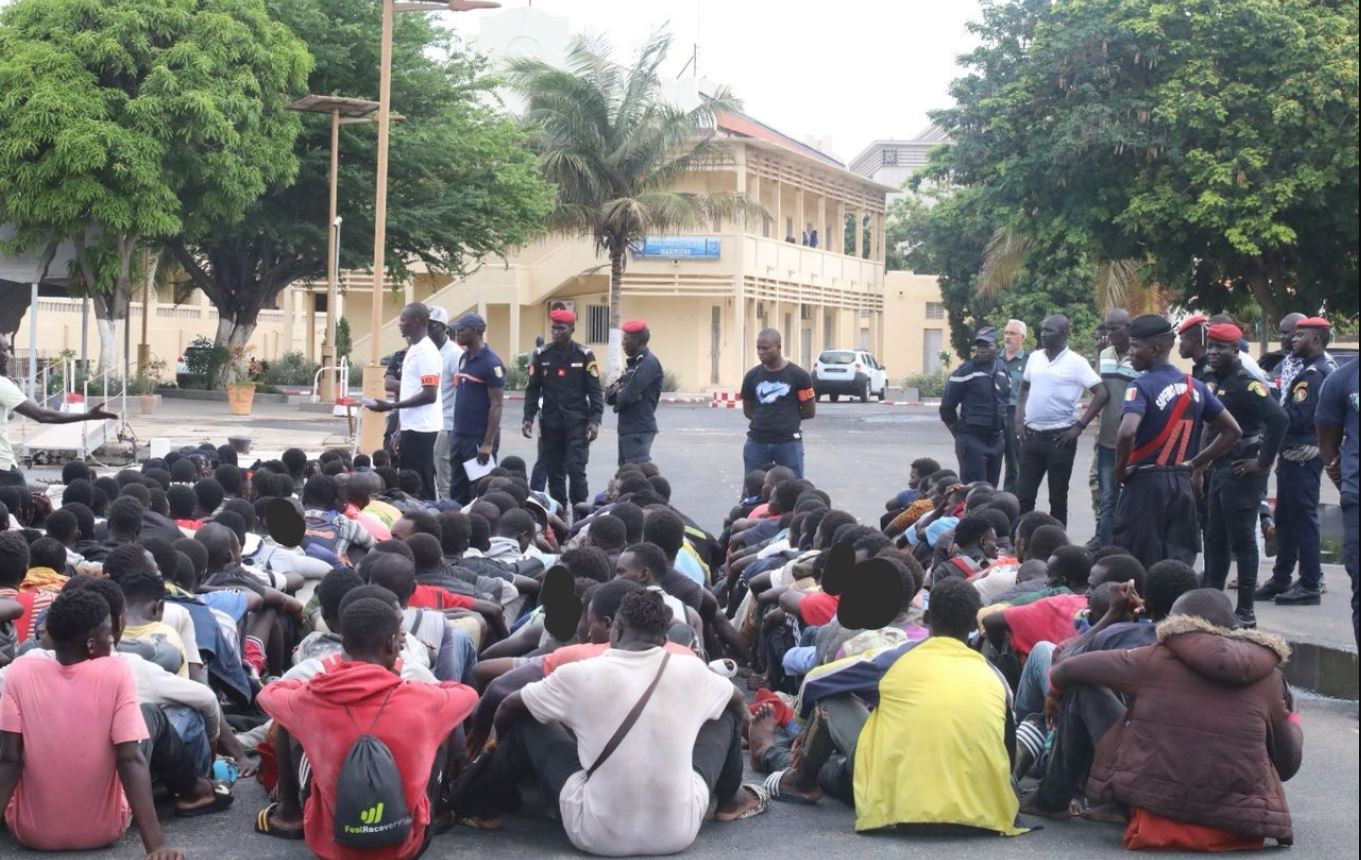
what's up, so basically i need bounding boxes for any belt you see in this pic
[1281,445,1321,463]
[1128,464,1187,476]
[1024,425,1075,435]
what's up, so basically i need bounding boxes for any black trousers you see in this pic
[618,432,657,466]
[1270,457,1324,591]
[1112,467,1201,569]
[955,429,1005,486]
[448,432,500,505]
[1034,685,1126,811]
[1003,407,1021,493]
[398,429,439,500]
[1204,465,1266,613]
[480,708,744,816]
[139,703,203,798]
[1015,428,1079,525]
[540,423,591,509]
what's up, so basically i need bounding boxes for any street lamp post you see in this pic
[286,94,383,402]
[358,0,500,455]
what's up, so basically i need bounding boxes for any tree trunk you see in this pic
[215,314,258,388]
[606,245,625,379]
[1246,258,1281,353]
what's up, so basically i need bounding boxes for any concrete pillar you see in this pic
[816,196,826,250]
[812,302,824,358]
[796,186,805,243]
[305,290,316,362]
[774,177,784,240]
[282,286,295,353]
[733,276,746,382]
[509,300,521,362]
[855,207,865,259]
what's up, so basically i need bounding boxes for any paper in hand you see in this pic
[463,455,496,482]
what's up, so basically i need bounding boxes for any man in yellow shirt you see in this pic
[116,569,190,678]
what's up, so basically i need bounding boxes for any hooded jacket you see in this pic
[257,659,477,860]
[1051,615,1302,843]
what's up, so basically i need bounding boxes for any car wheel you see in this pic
[830,393,840,403]
[875,384,886,401]
[859,380,870,403]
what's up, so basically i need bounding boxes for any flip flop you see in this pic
[254,802,305,839]
[176,783,234,818]
[762,769,818,805]
[717,783,770,821]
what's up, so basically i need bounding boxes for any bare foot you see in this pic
[747,703,777,770]
[776,767,822,804]
[714,785,766,822]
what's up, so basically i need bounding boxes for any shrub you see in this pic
[261,352,321,387]
[902,372,947,398]
[183,336,228,390]
[506,352,530,390]
[660,370,681,392]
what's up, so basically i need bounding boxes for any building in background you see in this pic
[848,124,953,203]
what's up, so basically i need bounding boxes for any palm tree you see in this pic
[979,226,1167,315]
[506,30,763,376]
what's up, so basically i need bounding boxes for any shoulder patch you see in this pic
[1248,380,1267,398]
[1294,386,1309,402]
[586,359,600,378]
[493,365,503,378]
[1124,386,1139,402]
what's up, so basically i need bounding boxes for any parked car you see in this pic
[812,349,888,402]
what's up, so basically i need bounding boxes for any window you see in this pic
[925,302,945,320]
[586,305,609,344]
[881,148,898,166]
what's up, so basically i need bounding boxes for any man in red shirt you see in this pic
[257,596,477,858]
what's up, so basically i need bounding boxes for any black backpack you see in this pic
[332,686,413,848]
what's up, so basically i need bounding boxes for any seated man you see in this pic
[930,513,1000,586]
[1049,589,1302,850]
[771,578,1023,835]
[0,589,182,856]
[981,544,1095,662]
[364,551,478,685]
[117,569,190,678]
[468,590,766,855]
[257,595,477,856]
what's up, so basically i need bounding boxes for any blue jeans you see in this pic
[1095,445,1122,546]
[743,438,805,478]
[1015,641,1055,722]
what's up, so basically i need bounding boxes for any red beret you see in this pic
[621,320,648,333]
[1296,316,1331,329]
[1176,314,1208,334]
[1207,322,1243,343]
[549,309,576,324]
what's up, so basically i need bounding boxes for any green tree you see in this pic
[0,0,311,372]
[506,30,763,376]
[167,0,553,376]
[928,0,1359,341]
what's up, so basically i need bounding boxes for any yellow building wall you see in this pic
[881,270,948,380]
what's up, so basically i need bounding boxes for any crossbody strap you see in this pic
[586,651,671,779]
[344,686,399,736]
[1129,374,1195,464]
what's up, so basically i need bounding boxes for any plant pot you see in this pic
[137,393,161,415]
[904,387,921,402]
[226,382,256,416]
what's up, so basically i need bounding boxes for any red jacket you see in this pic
[258,659,477,860]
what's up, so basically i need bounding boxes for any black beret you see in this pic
[1129,314,1174,339]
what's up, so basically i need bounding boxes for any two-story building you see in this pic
[350,108,894,391]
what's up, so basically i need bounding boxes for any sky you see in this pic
[445,0,984,163]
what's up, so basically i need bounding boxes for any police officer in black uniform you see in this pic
[522,308,604,514]
[939,325,1010,485]
[1201,322,1288,628]
[605,319,664,465]
[1256,316,1337,606]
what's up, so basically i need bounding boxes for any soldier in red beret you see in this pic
[605,321,664,465]
[523,308,604,515]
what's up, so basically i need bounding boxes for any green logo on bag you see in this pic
[359,803,384,826]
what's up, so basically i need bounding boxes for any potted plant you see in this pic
[130,356,168,415]
[225,346,258,416]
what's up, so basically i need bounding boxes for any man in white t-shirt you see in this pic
[363,303,443,500]
[0,333,117,488]
[472,588,766,855]
[1014,314,1109,526]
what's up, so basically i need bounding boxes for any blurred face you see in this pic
[551,322,574,347]
[622,330,646,357]
[756,334,782,366]
[1177,328,1203,360]
[428,320,448,346]
[1104,313,1131,353]
[973,340,997,364]
[585,604,611,644]
[0,333,11,375]
[1278,319,1299,352]
[454,325,481,347]
[1291,328,1322,358]
[980,528,999,560]
[615,551,646,583]
[1003,324,1024,353]
[1039,316,1068,352]
[1129,336,1160,372]
[1206,338,1239,372]
[397,309,426,341]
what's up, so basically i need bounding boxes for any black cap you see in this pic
[974,325,998,344]
[1128,314,1174,339]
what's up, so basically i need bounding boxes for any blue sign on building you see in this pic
[631,236,721,260]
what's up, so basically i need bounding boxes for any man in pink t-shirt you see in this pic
[0,589,181,858]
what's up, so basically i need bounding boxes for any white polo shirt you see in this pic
[1022,348,1101,430]
[0,376,27,471]
[399,336,443,433]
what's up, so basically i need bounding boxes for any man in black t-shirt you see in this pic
[740,328,816,478]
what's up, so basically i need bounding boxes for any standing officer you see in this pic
[605,319,663,465]
[1112,314,1241,570]
[1201,322,1288,628]
[1000,320,1028,492]
[522,308,604,514]
[1256,316,1337,607]
[940,325,1010,485]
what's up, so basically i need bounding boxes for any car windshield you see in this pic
[819,351,855,365]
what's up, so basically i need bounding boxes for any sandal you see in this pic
[176,783,234,818]
[716,784,770,821]
[254,802,305,839]
[762,769,819,805]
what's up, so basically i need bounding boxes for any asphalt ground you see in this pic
[7,398,1357,858]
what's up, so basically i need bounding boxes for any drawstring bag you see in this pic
[332,688,412,848]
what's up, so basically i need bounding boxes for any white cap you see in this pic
[428,306,450,325]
